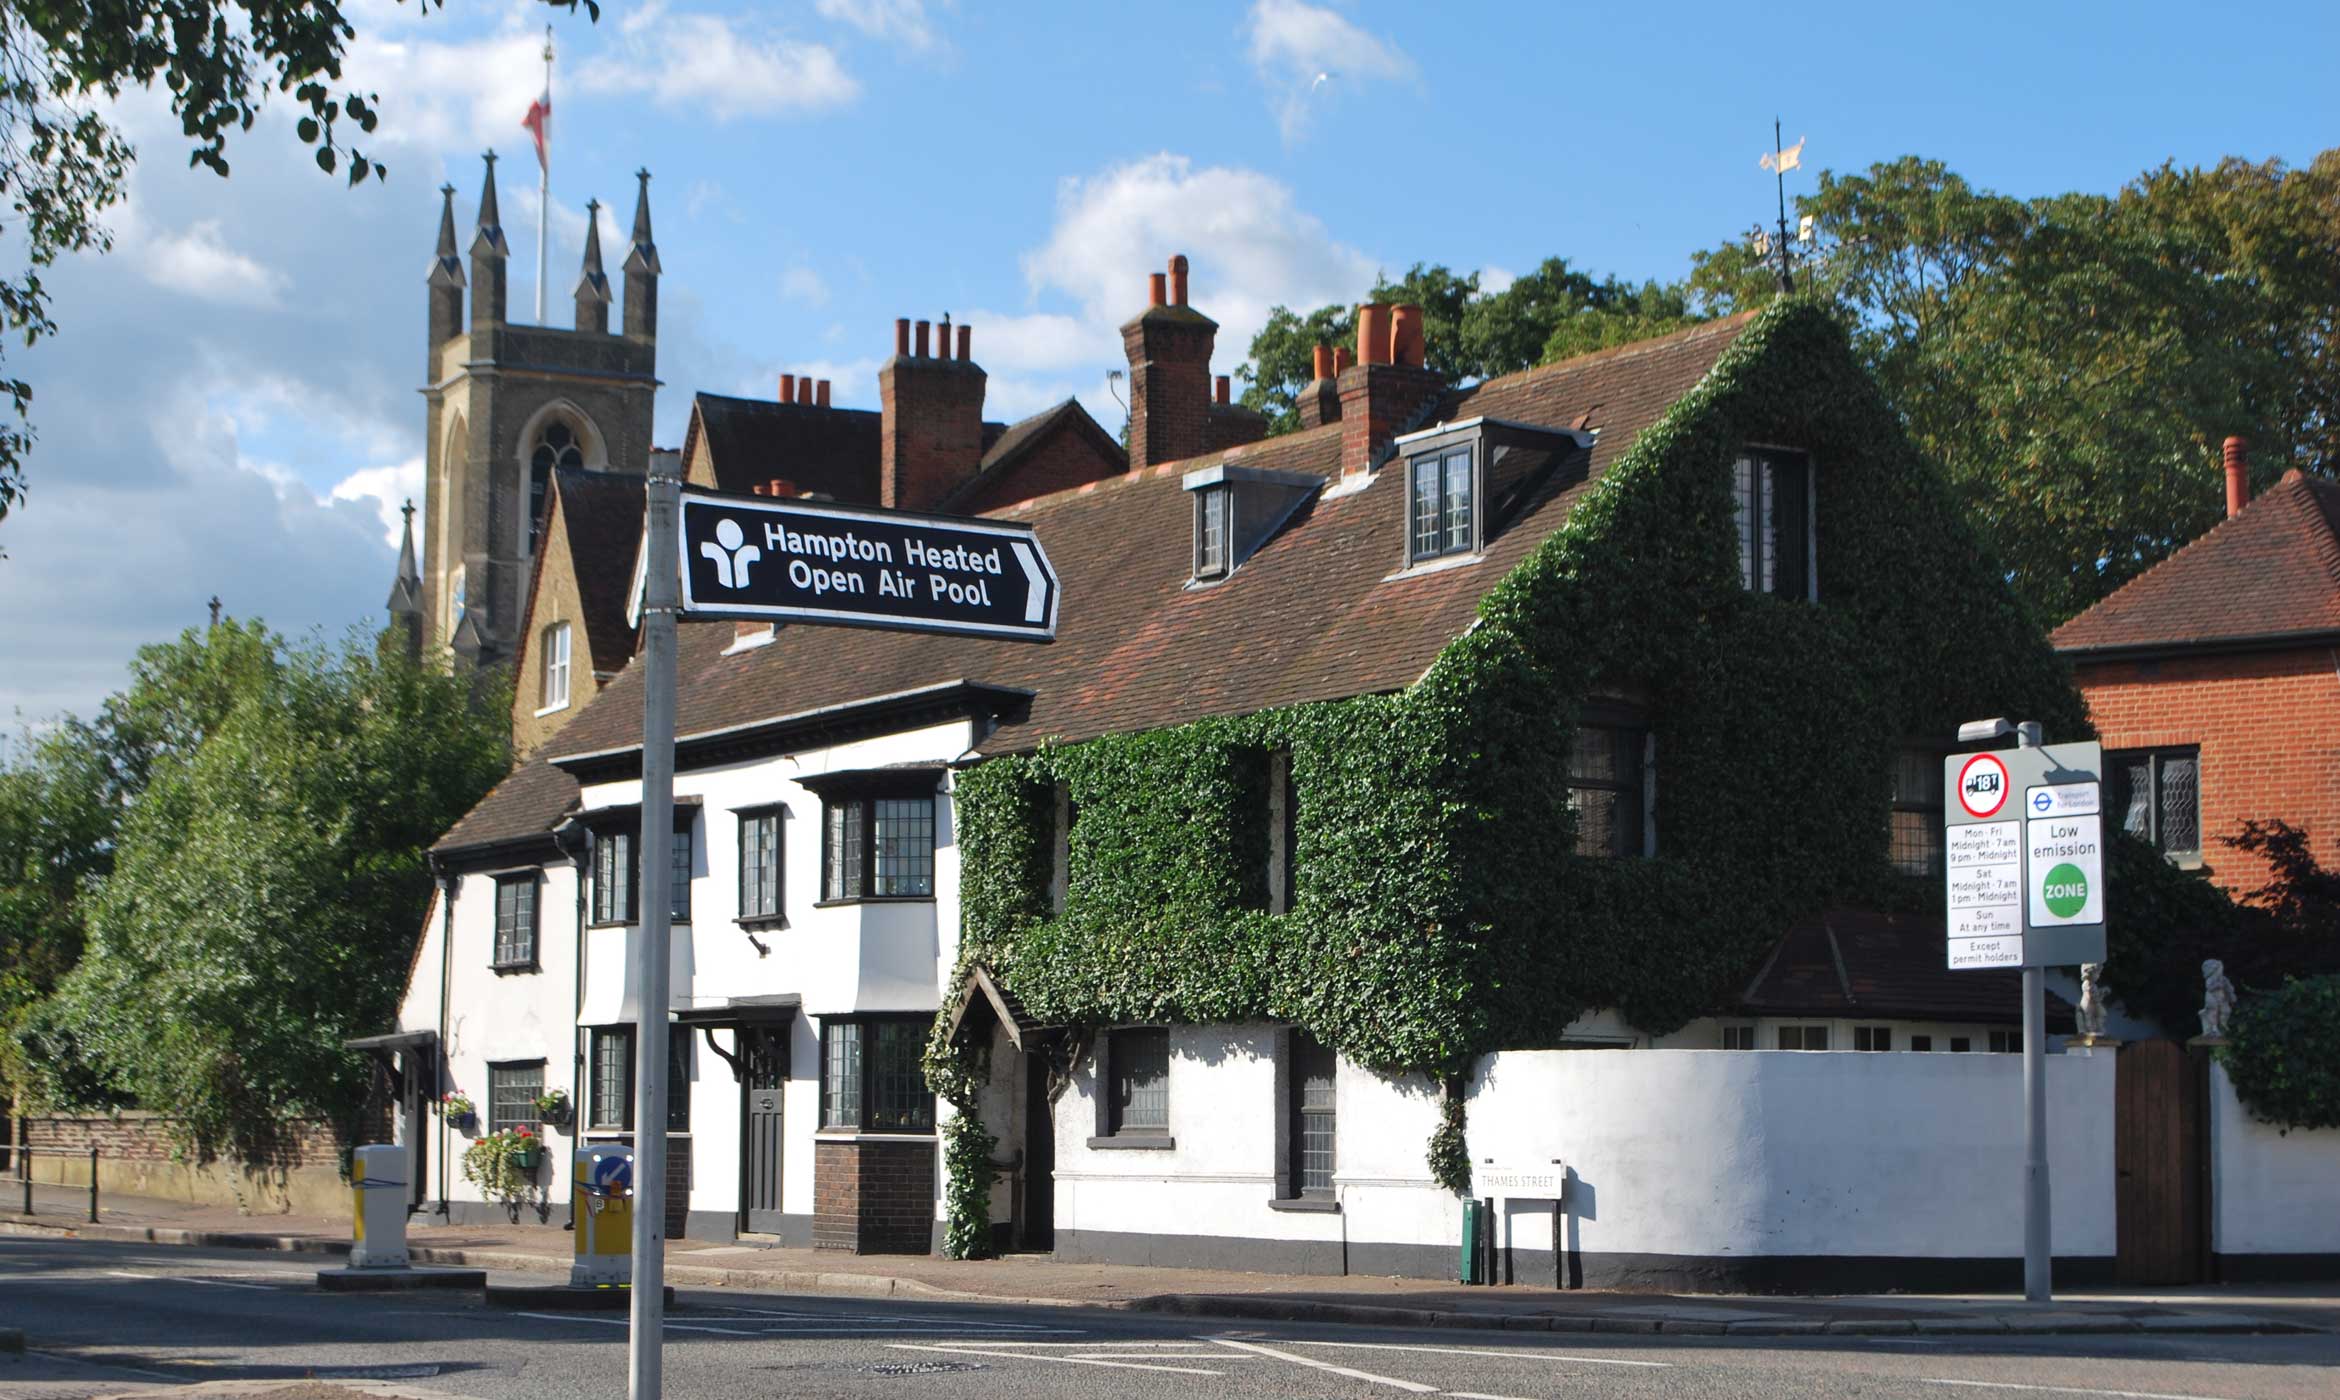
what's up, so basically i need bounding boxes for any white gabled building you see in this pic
[379,261,2103,1287]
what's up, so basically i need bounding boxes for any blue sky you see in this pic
[1,0,2333,727]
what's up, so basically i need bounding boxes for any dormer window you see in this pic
[1734,448,1813,599]
[1195,485,1230,579]
[1182,464,1320,584]
[1408,445,1476,562]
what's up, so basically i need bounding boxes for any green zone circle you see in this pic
[2042,862,2089,919]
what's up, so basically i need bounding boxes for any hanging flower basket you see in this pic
[533,1088,573,1130]
[509,1128,543,1171]
[441,1090,477,1135]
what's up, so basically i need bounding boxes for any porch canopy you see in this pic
[945,965,1055,1051]
[674,994,800,1080]
[344,1028,440,1102]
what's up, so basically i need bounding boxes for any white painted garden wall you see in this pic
[1052,1037,2117,1286]
[2208,1059,2340,1266]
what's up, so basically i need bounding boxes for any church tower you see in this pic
[415,153,660,670]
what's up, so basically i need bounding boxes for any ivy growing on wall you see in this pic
[928,299,2241,1246]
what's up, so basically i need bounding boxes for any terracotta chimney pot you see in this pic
[914,319,931,358]
[957,324,972,362]
[894,318,910,356]
[816,379,831,407]
[1391,303,1425,369]
[2224,436,2250,518]
[1169,254,1190,307]
[1312,345,1334,381]
[1148,272,1167,308]
[1334,346,1354,374]
[780,373,796,403]
[1356,304,1392,367]
[1215,375,1231,406]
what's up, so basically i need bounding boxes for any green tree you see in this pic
[0,719,114,1100]
[1237,301,1355,435]
[14,621,508,1159]
[1689,152,2340,623]
[0,0,598,528]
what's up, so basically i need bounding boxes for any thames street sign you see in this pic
[677,488,1059,642]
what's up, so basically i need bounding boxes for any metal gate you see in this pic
[2115,1039,2208,1284]
[742,1027,787,1235]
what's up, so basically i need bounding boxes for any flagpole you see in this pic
[536,25,553,324]
[1773,117,1793,293]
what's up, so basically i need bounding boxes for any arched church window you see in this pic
[529,419,585,549]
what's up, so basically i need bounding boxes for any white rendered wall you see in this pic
[2209,1059,2340,1259]
[1052,1038,2116,1269]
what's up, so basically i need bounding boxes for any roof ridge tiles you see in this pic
[1458,309,1760,399]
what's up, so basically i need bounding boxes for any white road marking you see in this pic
[24,1349,184,1381]
[887,1343,1224,1376]
[1923,1380,2244,1400]
[510,1311,761,1336]
[1291,1338,1673,1369]
[1206,1337,1441,1394]
[1448,1393,1538,1400]
[104,1270,275,1291]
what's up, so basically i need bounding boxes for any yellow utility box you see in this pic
[571,1144,634,1287]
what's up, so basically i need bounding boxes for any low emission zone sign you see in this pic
[676,488,1059,642]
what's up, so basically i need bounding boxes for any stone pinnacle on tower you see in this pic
[623,168,659,345]
[575,198,611,334]
[470,151,510,328]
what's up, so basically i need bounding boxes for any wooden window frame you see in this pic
[1733,447,1815,600]
[1097,1027,1171,1143]
[1193,485,1231,580]
[2109,746,2202,866]
[736,807,785,926]
[491,872,540,971]
[819,788,937,904]
[1285,1030,1337,1200]
[1405,443,1479,564]
[487,1059,545,1137]
[818,1015,935,1134]
[1568,717,1652,859]
[1890,746,1948,878]
[1853,1025,1893,1052]
[539,621,571,712]
[585,1024,692,1135]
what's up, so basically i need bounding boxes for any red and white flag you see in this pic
[522,94,551,172]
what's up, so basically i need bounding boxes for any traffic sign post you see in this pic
[624,482,1059,1400]
[1943,726,2110,1305]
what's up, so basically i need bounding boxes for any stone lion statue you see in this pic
[2077,963,2110,1040]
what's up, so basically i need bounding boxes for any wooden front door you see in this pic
[2116,1039,2207,1284]
[742,1026,788,1235]
[1018,1048,1054,1251]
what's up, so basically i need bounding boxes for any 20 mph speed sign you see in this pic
[1956,753,2010,819]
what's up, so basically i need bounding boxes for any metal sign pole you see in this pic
[630,455,679,1400]
[2015,719,2051,1303]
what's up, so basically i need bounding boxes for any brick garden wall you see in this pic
[13,1112,377,1218]
[2072,644,2340,898]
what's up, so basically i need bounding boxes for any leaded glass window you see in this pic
[1889,748,1946,877]
[1733,449,1812,599]
[739,810,782,921]
[1109,1028,1169,1135]
[1567,724,1647,858]
[493,874,537,968]
[1290,1031,1336,1196]
[488,1061,543,1135]
[823,794,935,900]
[820,1017,935,1134]
[1195,485,1230,578]
[529,419,585,550]
[2110,748,2201,862]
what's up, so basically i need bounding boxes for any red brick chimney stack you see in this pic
[2224,437,2250,519]
[1120,252,1218,471]
[882,314,988,509]
[1339,301,1446,480]
[1299,344,1343,430]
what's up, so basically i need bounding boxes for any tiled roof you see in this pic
[1738,909,2075,1030]
[936,398,1126,512]
[2052,469,2340,654]
[552,467,646,677]
[431,755,578,854]
[444,315,1755,849]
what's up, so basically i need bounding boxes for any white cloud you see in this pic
[781,265,831,306]
[330,459,428,546]
[1244,0,1416,143]
[577,13,859,121]
[816,0,948,53]
[132,216,287,307]
[1021,153,1379,377]
[1479,264,1517,297]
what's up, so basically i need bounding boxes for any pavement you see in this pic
[4,1181,2333,1341]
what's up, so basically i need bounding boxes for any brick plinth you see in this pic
[813,1136,937,1254]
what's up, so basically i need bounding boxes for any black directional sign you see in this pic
[676,488,1059,642]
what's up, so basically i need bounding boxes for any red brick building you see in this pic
[2052,444,2340,896]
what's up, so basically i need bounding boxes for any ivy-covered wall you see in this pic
[930,299,2233,1243]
